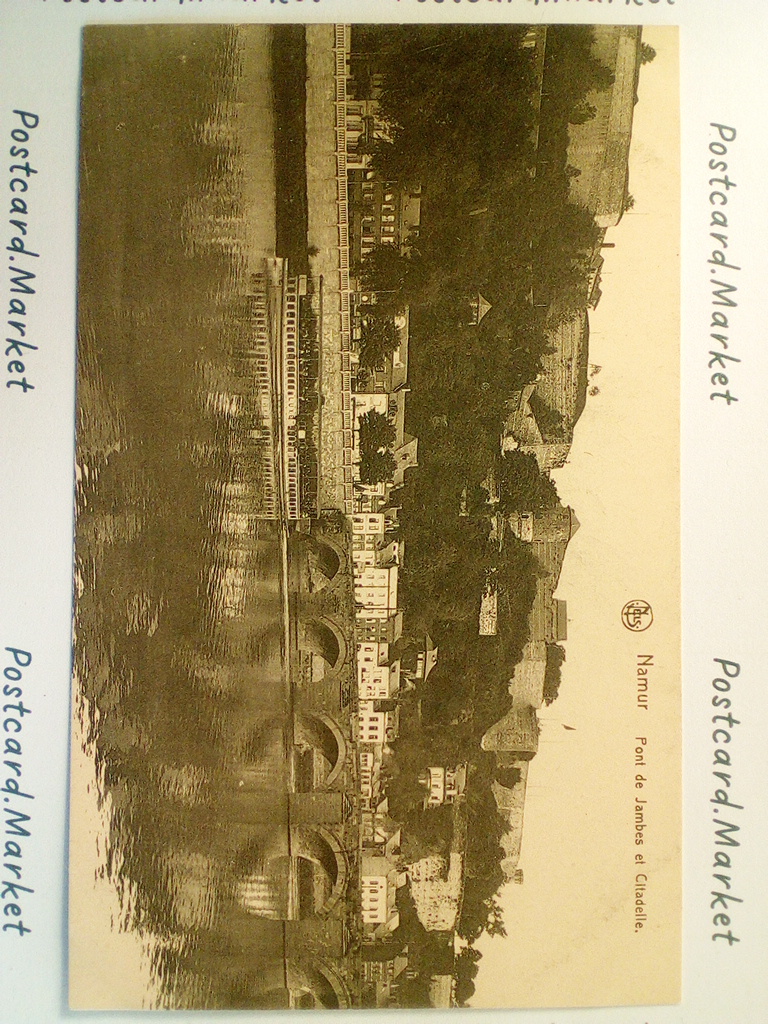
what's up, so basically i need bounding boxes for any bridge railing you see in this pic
[334,24,355,513]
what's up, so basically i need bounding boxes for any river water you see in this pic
[73,25,302,1008]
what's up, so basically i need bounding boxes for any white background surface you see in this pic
[1,0,766,1021]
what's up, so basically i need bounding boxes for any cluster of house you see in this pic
[344,36,410,936]
[355,641,469,1009]
[340,34,533,987]
[354,624,441,942]
[343,24,645,1005]
[345,48,422,267]
[344,70,473,982]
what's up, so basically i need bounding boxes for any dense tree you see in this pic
[359,447,397,485]
[640,42,657,64]
[354,23,609,343]
[458,890,508,944]
[540,26,616,118]
[367,25,535,189]
[357,244,425,314]
[358,408,396,450]
[453,946,482,1006]
[358,313,400,369]
[497,451,560,515]
[358,409,397,484]
[543,643,566,705]
[399,806,454,864]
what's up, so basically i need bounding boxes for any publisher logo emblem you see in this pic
[622,600,653,632]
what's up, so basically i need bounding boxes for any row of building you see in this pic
[343,70,425,947]
[346,23,644,1002]
[342,56,470,996]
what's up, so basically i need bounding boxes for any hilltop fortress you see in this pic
[485,24,643,883]
[503,25,642,474]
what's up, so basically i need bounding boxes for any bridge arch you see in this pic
[295,533,348,593]
[291,826,350,916]
[294,712,348,789]
[234,827,349,920]
[218,961,352,1011]
[285,960,353,1009]
[300,616,347,675]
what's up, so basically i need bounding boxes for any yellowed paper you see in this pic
[69,22,679,1010]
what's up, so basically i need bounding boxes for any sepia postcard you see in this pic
[67,21,681,1011]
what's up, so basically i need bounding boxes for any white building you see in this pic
[355,565,398,617]
[361,872,389,925]
[352,512,386,537]
[404,634,439,683]
[360,854,405,937]
[351,518,402,572]
[358,640,389,667]
[421,764,468,808]
[359,748,381,808]
[356,609,403,645]
[358,702,388,744]
[352,512,384,570]
[359,660,401,700]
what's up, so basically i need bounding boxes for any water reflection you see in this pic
[74,25,303,1008]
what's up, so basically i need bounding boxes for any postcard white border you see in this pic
[1,0,767,1021]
